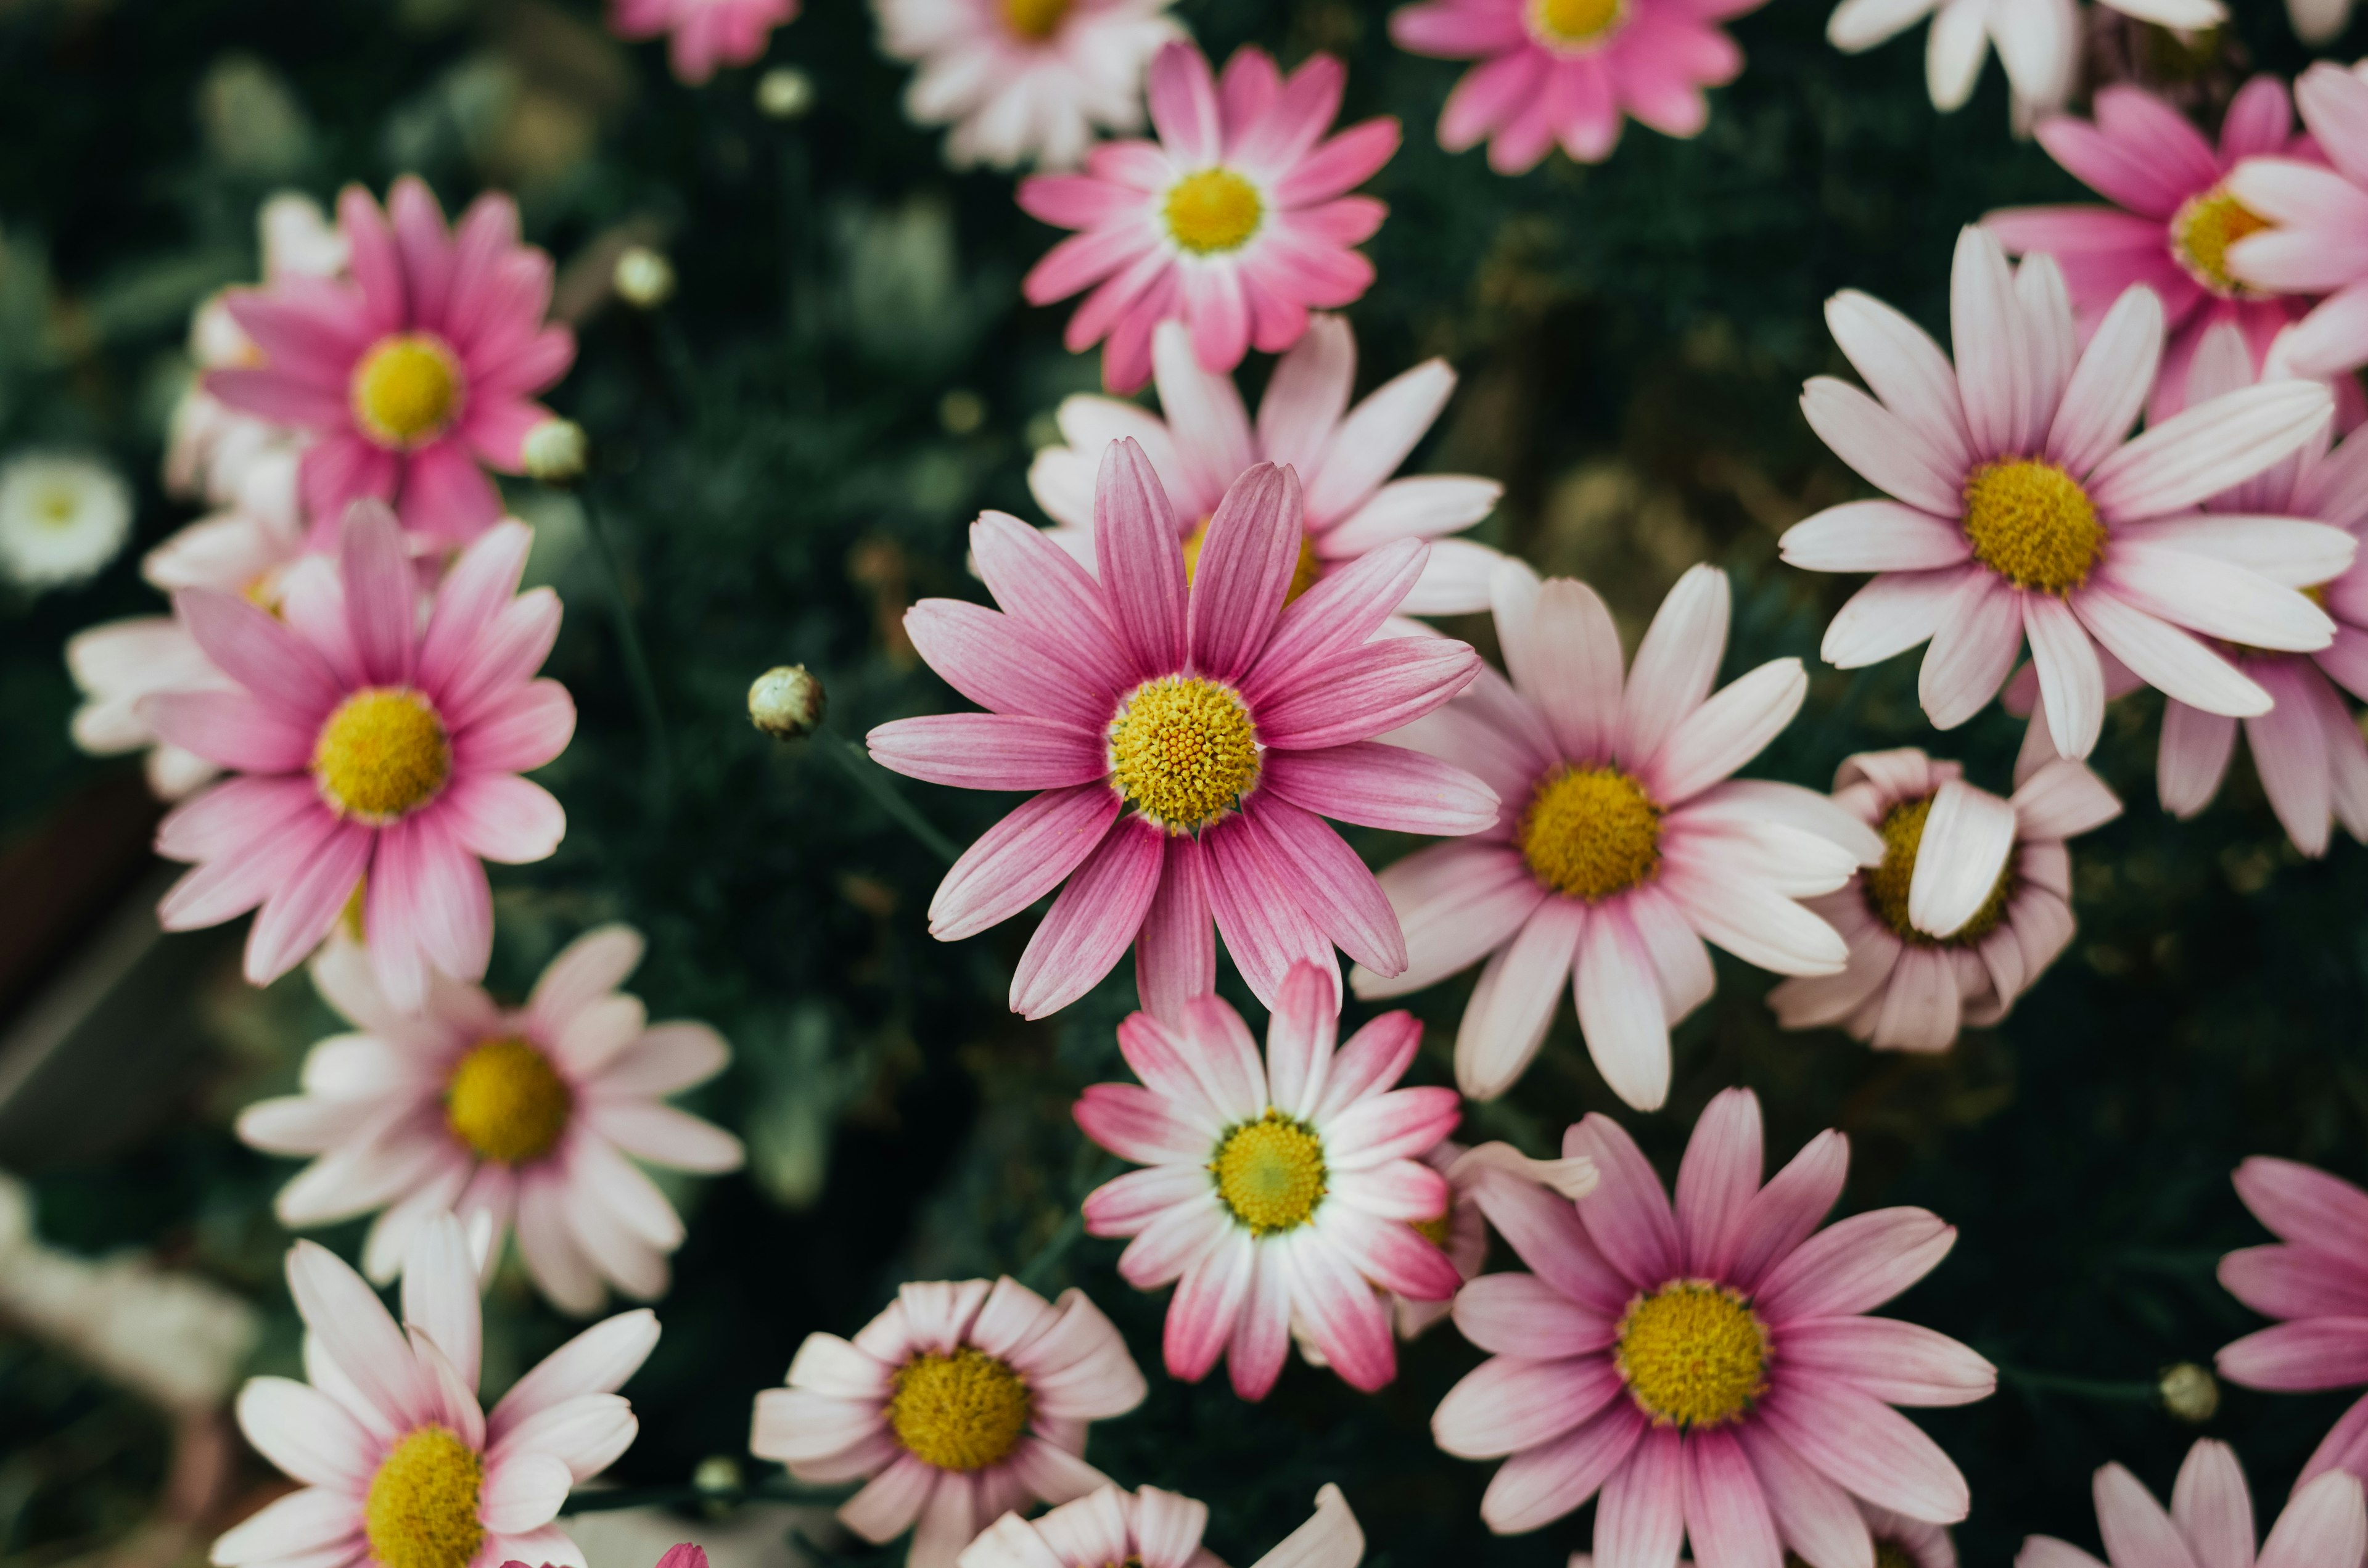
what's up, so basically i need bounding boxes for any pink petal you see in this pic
[928,786,1122,942]
[1567,1112,1682,1289]
[1011,816,1167,1018]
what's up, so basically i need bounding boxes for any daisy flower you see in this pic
[1579,1498,1952,1568]
[1434,1088,1994,1548]
[236,924,742,1314]
[2226,64,2368,380]
[1825,0,2221,120]
[1781,226,2339,762]
[209,1213,659,1568]
[1768,747,2119,1053]
[1027,316,1505,614]
[2216,1157,2368,1482]
[1355,559,1870,1110]
[1017,42,1399,393]
[959,1483,1363,1568]
[147,502,573,1007]
[2015,1439,2366,1568]
[749,1276,1146,1568]
[1074,960,1476,1398]
[2288,0,2356,39]
[1388,0,1765,174]
[205,176,575,548]
[876,0,1182,171]
[610,0,799,84]
[0,451,132,591]
[866,443,1493,1022]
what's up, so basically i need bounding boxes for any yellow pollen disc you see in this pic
[363,1426,484,1568]
[352,333,464,448]
[1180,514,1325,605]
[1107,676,1261,832]
[1164,170,1264,255]
[1211,1109,1328,1234]
[1001,0,1072,38]
[36,488,78,526]
[1862,793,2014,946]
[1531,0,1624,44]
[1615,1282,1769,1427]
[1410,1208,1455,1247]
[1961,458,2103,594]
[445,1038,573,1165]
[2170,186,2272,298]
[1516,766,1662,901]
[313,688,452,823]
[886,1347,1032,1471]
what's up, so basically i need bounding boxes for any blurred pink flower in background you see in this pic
[610,0,799,84]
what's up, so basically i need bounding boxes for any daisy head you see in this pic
[2015,1439,2365,1568]
[0,451,132,591]
[609,0,800,85]
[959,1482,1363,1568]
[2218,1157,2368,1484]
[2224,63,2368,381]
[749,1277,1147,1568]
[1578,1498,1953,1568]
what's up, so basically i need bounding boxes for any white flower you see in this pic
[1826,0,2222,119]
[0,452,132,589]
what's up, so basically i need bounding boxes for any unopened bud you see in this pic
[2160,1363,2219,1424]
[756,66,813,119]
[693,1454,741,1495]
[614,246,676,308]
[749,664,825,739]
[522,419,588,484]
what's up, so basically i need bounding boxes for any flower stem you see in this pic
[816,730,960,865]
[576,483,673,817]
[1996,1363,2160,1403]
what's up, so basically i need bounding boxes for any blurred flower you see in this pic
[612,245,676,308]
[196,54,314,177]
[210,1215,657,1568]
[1018,42,1398,393]
[755,65,814,116]
[2218,1157,2368,1481]
[865,445,1494,1020]
[2228,65,2368,380]
[2158,1363,2219,1422]
[1769,747,2119,1052]
[236,924,742,1315]
[876,0,1180,170]
[1434,1089,1994,1541]
[2016,1439,2364,1568]
[749,1278,1145,1568]
[747,663,825,737]
[610,0,798,84]
[522,418,588,482]
[147,505,573,1007]
[1391,1141,1489,1339]
[2290,0,2354,39]
[1781,226,2340,760]
[1825,0,2220,120]
[1570,1500,1953,1566]
[1027,316,1505,614]
[0,450,131,591]
[961,1483,1362,1568]
[1359,559,1861,1109]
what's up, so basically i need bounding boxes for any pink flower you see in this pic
[1388,0,1763,174]
[1768,747,2119,1053]
[1576,1500,1952,1568]
[2015,1439,2366,1568]
[1826,0,2219,121]
[610,0,798,84]
[1433,1088,1994,1546]
[1392,1141,1494,1339]
[209,1214,658,1568]
[236,925,742,1315]
[749,1278,1146,1568]
[147,502,574,1008]
[1074,961,1472,1398]
[865,443,1494,1022]
[959,1483,1363,1568]
[207,177,575,549]
[2217,1157,2368,1484]
[1018,43,1399,393]
[1780,226,2340,761]
[2227,64,2368,380]
[1028,317,1505,614]
[1357,559,1868,1110]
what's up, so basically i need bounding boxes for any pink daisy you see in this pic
[1356,559,1871,1110]
[2216,1156,2368,1484]
[610,0,799,84]
[1577,1498,1952,1568]
[1017,42,1399,393]
[2015,1439,2367,1568]
[1027,316,1505,614]
[236,924,742,1315]
[748,1276,1147,1568]
[958,1482,1363,1568]
[2227,64,2368,380]
[146,502,574,1008]
[1767,746,2119,1053]
[1780,226,2338,761]
[1074,960,1469,1399]
[1433,1088,1994,1551]
[208,1213,659,1568]
[865,443,1493,1022]
[206,176,575,549]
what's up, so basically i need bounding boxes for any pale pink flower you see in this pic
[960,1483,1363,1568]
[1768,747,2119,1053]
[2217,1157,2368,1484]
[2227,64,2368,380]
[2015,1439,2366,1568]
[749,1278,1146,1568]
[1028,317,1505,614]
[236,925,741,1315]
[866,443,1493,1022]
[147,502,574,1008]
[209,1214,657,1568]
[1433,1088,1994,1548]
[610,0,798,84]
[1576,1500,1952,1568]
[1826,0,2217,120]
[1780,226,2340,761]
[206,177,575,548]
[1018,42,1399,393]
[1356,559,1868,1110]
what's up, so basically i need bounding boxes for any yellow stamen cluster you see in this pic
[1962,459,2105,594]
[1614,1282,1769,1427]
[1410,1208,1455,1247]
[1108,676,1261,831]
[1180,515,1325,605]
[1212,1110,1329,1234]
[1516,766,1662,901]
[1531,0,1624,44]
[363,1426,484,1568]
[445,1038,574,1165]
[313,688,452,823]
[886,1347,1032,1471]
[2170,186,2271,298]
[1164,170,1264,255]
[1000,0,1072,38]
[353,333,464,448]
[1862,793,2016,945]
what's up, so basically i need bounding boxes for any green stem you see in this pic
[1996,1364,2158,1403]
[576,483,673,816]
[818,731,960,864]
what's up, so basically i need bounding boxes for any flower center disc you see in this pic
[1864,793,2015,945]
[886,1347,1032,1471]
[1164,170,1264,255]
[1962,459,2103,594]
[2170,186,2271,298]
[363,1426,484,1568]
[1212,1110,1328,1233]
[445,1038,573,1164]
[313,688,453,823]
[1108,676,1261,831]
[36,488,79,527]
[1531,0,1624,46]
[1180,514,1324,605]
[1001,0,1072,39]
[1517,766,1661,900]
[353,333,464,448]
[1615,1282,1769,1427]
[1410,1207,1455,1247]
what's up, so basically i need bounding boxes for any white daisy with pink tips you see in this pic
[960,1482,1364,1568]
[2015,1439,2366,1568]
[2216,1157,2368,1482]
[2226,64,2368,380]
[1572,1499,1953,1566]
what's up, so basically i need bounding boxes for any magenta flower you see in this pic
[207,177,575,548]
[1433,1088,1994,1546]
[2218,1157,2368,1483]
[146,502,573,1008]
[865,441,1494,1021]
[610,0,799,84]
[1018,42,1399,393]
[2227,64,2368,379]
[2018,1440,2366,1568]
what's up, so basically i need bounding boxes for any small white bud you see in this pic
[2160,1363,2219,1424]
[521,419,588,483]
[614,245,676,308]
[756,66,814,119]
[749,664,826,739]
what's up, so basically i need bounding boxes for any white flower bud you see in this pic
[756,67,814,119]
[614,245,676,308]
[749,664,825,739]
[522,419,588,484]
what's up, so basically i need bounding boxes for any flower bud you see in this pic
[522,419,587,484]
[614,246,676,308]
[756,66,813,119]
[2159,1362,2219,1424]
[749,664,825,739]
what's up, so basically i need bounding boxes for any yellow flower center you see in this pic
[1531,0,1625,45]
[886,1347,1032,1471]
[363,1426,484,1568]
[1862,793,2015,945]
[445,1038,573,1165]
[313,688,452,823]
[352,333,464,448]
[35,487,79,527]
[1180,514,1325,605]
[1212,1110,1328,1234]
[1107,676,1261,832]
[1163,170,1264,256]
[1516,766,1661,901]
[1001,0,1072,38]
[2170,185,2271,298]
[1410,1207,1455,1247]
[1615,1282,1769,1427]
[1962,459,2103,594]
